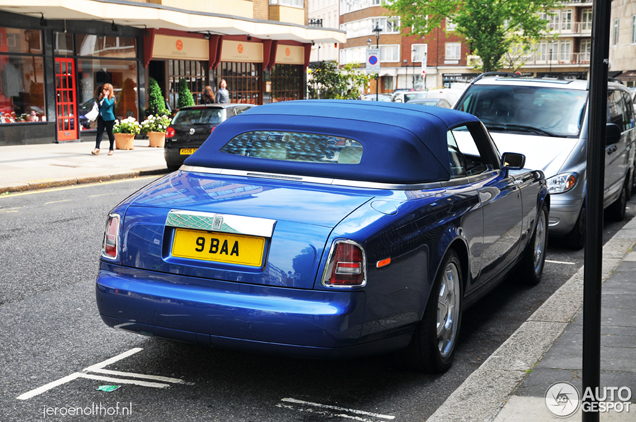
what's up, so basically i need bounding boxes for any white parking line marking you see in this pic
[88,368,190,384]
[279,398,395,420]
[17,347,192,400]
[77,373,170,389]
[83,347,143,371]
[17,373,82,400]
[545,259,576,265]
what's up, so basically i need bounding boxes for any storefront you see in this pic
[0,12,142,146]
[146,30,308,108]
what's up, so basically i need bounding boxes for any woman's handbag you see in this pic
[85,101,99,122]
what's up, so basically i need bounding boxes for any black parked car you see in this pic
[164,104,255,171]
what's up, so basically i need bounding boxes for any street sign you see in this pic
[421,51,428,77]
[366,48,380,74]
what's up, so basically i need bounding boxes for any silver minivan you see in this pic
[455,75,636,248]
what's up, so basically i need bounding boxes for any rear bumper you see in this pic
[95,263,387,357]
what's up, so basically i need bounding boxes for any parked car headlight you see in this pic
[547,173,577,194]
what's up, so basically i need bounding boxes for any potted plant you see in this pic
[141,114,171,148]
[113,117,141,150]
[177,78,195,109]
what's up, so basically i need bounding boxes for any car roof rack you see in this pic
[470,71,520,85]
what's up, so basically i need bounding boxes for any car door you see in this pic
[450,124,523,289]
[605,89,628,205]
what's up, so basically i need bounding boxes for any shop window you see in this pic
[270,64,302,103]
[168,59,207,110]
[0,27,45,124]
[54,32,74,56]
[76,58,139,127]
[215,62,261,105]
[76,34,136,58]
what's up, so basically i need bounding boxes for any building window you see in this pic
[76,34,136,58]
[582,9,593,32]
[580,39,591,62]
[632,15,636,44]
[561,10,572,31]
[379,45,400,62]
[445,42,461,60]
[536,41,547,61]
[613,19,619,45]
[168,60,207,109]
[412,44,428,63]
[383,76,393,91]
[339,47,366,65]
[446,17,457,32]
[340,0,382,14]
[215,62,261,105]
[0,28,46,124]
[270,64,302,102]
[269,0,303,8]
[542,11,559,31]
[340,17,400,38]
[559,40,572,62]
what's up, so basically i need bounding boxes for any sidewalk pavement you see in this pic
[429,217,636,421]
[0,141,635,421]
[0,139,168,194]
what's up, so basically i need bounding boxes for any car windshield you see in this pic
[220,131,363,164]
[172,108,223,125]
[404,92,428,102]
[458,84,588,137]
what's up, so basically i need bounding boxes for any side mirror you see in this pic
[606,123,622,145]
[501,152,526,170]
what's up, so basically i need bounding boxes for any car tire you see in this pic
[607,182,627,222]
[564,205,585,250]
[520,205,548,285]
[404,250,463,373]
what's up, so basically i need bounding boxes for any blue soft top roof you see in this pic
[185,100,480,184]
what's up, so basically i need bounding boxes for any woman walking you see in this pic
[215,79,229,104]
[92,83,117,156]
[201,85,215,105]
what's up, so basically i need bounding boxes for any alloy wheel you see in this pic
[437,262,460,358]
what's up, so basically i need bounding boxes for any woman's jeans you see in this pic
[95,116,115,150]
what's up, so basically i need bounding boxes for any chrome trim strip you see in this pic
[180,166,500,191]
[166,210,276,238]
[321,239,367,289]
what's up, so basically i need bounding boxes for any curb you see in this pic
[0,167,169,194]
[427,218,636,422]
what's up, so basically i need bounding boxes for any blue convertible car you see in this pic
[96,100,548,373]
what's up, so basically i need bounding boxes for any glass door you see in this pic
[55,58,78,141]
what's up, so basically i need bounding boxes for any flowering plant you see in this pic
[113,117,141,135]
[140,114,171,135]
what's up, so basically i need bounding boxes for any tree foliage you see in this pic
[308,61,371,100]
[177,78,195,109]
[146,77,168,117]
[385,0,561,72]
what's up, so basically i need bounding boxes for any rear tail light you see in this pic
[211,126,216,134]
[322,240,366,287]
[102,214,121,260]
[166,127,175,138]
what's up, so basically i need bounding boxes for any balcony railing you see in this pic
[522,52,590,66]
[566,0,592,4]
[546,22,592,34]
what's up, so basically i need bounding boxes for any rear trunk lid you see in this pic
[120,172,375,289]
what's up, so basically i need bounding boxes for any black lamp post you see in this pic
[373,24,382,101]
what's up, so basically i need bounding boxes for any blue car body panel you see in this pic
[96,101,548,359]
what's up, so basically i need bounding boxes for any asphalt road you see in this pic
[1,177,634,422]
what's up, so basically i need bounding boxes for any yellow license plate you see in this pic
[172,228,265,267]
[180,148,197,155]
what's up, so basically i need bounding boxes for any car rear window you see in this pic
[220,131,363,164]
[172,108,223,125]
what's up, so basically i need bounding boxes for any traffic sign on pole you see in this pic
[421,51,427,76]
[366,48,381,74]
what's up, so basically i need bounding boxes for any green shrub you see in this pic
[177,78,195,109]
[146,77,168,117]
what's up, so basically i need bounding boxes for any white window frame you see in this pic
[446,17,457,32]
[379,45,400,62]
[559,40,572,62]
[340,16,400,38]
[536,41,547,61]
[582,9,593,31]
[411,44,428,63]
[580,39,591,61]
[561,9,573,31]
[613,19,619,45]
[270,0,304,8]
[445,42,461,60]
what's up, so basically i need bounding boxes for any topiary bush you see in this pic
[146,77,168,117]
[177,78,195,109]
